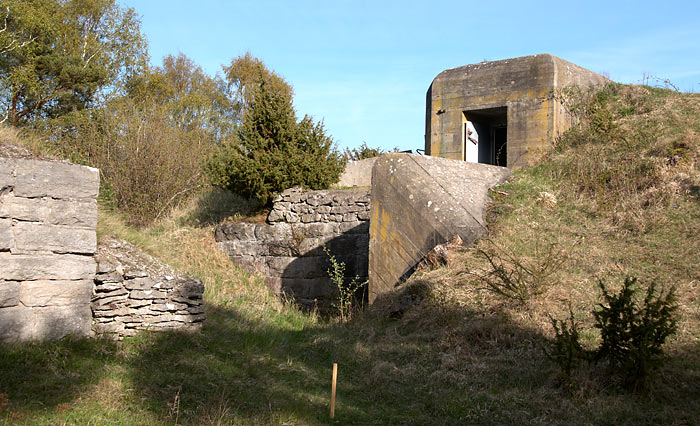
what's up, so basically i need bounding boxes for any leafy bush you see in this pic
[206,57,343,204]
[593,276,678,387]
[48,99,209,226]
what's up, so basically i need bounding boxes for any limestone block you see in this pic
[267,209,283,222]
[123,277,156,290]
[19,280,92,307]
[95,271,124,284]
[0,281,19,307]
[301,213,321,223]
[32,304,92,340]
[130,289,167,300]
[217,240,268,257]
[0,218,12,250]
[171,278,204,300]
[92,287,128,298]
[214,222,257,241]
[13,222,96,254]
[253,223,290,241]
[0,195,97,227]
[0,158,14,189]
[14,159,99,200]
[93,307,130,317]
[0,252,96,280]
[93,281,126,293]
[94,322,125,334]
[0,306,32,341]
[92,293,129,307]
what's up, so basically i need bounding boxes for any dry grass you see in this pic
[97,191,276,308]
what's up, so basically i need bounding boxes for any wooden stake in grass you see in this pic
[330,362,338,419]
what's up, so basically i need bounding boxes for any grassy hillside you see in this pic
[1,83,699,425]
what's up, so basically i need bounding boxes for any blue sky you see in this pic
[119,0,700,152]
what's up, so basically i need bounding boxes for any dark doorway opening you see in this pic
[464,107,507,167]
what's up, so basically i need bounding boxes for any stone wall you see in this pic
[215,187,370,308]
[0,157,99,341]
[92,239,205,339]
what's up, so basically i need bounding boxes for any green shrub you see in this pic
[44,100,209,226]
[546,276,678,389]
[593,276,678,387]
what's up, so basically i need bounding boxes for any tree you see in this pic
[0,0,147,126]
[126,53,237,144]
[207,54,343,204]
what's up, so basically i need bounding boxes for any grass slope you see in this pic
[1,83,699,425]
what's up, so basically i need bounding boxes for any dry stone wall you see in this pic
[0,157,99,342]
[215,187,370,308]
[92,238,205,339]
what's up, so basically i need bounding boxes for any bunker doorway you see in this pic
[464,107,507,167]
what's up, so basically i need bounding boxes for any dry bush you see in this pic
[58,100,211,226]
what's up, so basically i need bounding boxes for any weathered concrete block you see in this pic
[13,159,99,200]
[0,252,96,280]
[32,304,92,340]
[337,157,377,188]
[0,195,97,227]
[0,281,19,307]
[13,222,96,254]
[0,218,12,250]
[369,154,510,301]
[19,280,92,307]
[425,54,607,168]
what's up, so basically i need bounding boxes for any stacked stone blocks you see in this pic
[215,187,370,308]
[0,157,99,341]
[92,239,205,339]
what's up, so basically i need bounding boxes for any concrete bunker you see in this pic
[425,54,608,168]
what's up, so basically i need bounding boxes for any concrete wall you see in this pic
[425,54,607,168]
[369,154,510,302]
[337,157,378,188]
[215,187,369,308]
[92,238,205,339]
[0,157,99,342]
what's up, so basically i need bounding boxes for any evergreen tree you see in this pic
[207,54,343,204]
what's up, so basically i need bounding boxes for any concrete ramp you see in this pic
[368,154,510,301]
